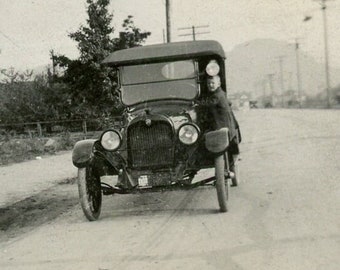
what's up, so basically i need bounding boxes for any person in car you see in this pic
[206,75,241,155]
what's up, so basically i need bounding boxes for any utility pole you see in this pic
[294,39,302,108]
[304,0,333,107]
[50,49,56,77]
[192,26,196,41]
[315,0,332,108]
[178,25,210,41]
[165,0,171,43]
[262,79,267,107]
[162,29,166,43]
[276,56,286,107]
[267,73,275,107]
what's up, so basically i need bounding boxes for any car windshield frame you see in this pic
[119,60,199,106]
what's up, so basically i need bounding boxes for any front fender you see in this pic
[72,139,96,168]
[204,128,229,154]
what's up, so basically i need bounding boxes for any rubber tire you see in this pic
[215,154,229,212]
[78,166,102,221]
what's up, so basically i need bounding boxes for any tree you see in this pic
[1,68,20,84]
[115,15,151,50]
[0,69,70,123]
[70,0,115,63]
[53,0,151,118]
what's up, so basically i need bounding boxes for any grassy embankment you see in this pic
[0,133,77,166]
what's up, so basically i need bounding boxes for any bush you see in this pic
[0,133,78,166]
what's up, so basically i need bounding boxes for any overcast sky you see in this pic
[0,0,340,71]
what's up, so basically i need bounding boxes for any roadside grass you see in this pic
[0,132,78,166]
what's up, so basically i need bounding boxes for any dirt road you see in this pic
[0,109,339,270]
[0,151,76,207]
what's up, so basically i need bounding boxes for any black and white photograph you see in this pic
[0,0,339,269]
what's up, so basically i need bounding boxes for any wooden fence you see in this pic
[0,118,106,140]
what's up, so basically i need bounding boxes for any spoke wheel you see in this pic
[215,154,229,212]
[78,166,102,221]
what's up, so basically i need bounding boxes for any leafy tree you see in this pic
[0,69,36,123]
[70,0,115,63]
[114,15,151,50]
[0,70,69,123]
[1,68,33,84]
[53,0,151,118]
[33,74,72,120]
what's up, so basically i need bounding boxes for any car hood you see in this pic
[126,101,197,130]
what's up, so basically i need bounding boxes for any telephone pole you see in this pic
[267,73,275,107]
[317,0,332,108]
[165,0,171,43]
[162,29,166,43]
[50,49,56,77]
[261,79,267,107]
[294,39,302,108]
[276,56,286,107]
[178,25,210,41]
[308,1,333,107]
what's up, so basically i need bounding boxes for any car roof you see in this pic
[102,40,226,66]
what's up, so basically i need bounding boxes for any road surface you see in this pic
[0,109,339,270]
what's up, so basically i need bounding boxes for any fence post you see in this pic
[37,122,42,137]
[82,120,87,139]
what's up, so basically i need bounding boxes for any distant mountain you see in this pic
[225,38,340,98]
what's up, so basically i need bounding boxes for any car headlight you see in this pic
[100,130,121,151]
[178,124,199,145]
[206,60,220,76]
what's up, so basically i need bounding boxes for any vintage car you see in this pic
[72,40,241,221]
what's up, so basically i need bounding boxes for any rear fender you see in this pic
[204,128,229,154]
[72,139,96,168]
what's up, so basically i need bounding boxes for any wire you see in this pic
[0,29,20,48]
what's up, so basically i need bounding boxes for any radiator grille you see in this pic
[127,121,174,168]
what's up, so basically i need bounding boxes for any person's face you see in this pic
[207,76,220,92]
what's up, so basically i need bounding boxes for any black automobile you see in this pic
[72,40,241,221]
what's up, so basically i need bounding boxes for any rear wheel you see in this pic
[78,166,102,221]
[230,155,240,187]
[215,154,229,212]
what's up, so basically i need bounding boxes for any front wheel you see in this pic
[78,166,102,221]
[215,154,229,212]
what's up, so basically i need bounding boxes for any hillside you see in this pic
[225,38,340,99]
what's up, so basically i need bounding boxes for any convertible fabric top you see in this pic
[102,40,226,66]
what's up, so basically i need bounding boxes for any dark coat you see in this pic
[206,87,239,141]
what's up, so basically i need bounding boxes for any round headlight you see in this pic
[178,124,199,145]
[206,60,220,76]
[100,130,121,151]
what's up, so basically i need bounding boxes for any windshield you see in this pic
[120,60,198,106]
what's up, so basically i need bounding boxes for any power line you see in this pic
[0,29,20,48]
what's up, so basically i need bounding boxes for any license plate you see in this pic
[138,175,149,187]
